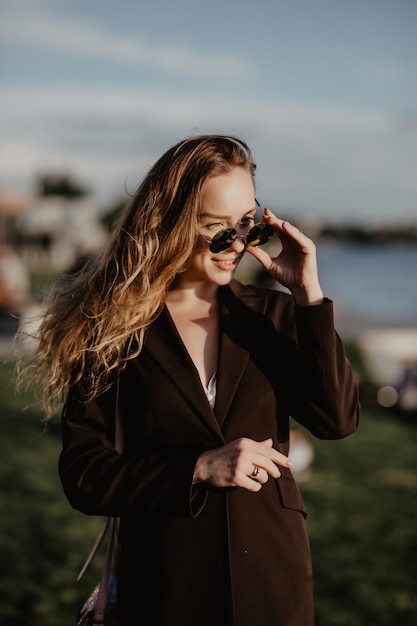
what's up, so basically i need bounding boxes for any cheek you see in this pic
[188,246,216,276]
[193,236,207,253]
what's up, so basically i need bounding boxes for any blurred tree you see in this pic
[36,174,88,199]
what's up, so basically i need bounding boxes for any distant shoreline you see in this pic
[316,227,417,245]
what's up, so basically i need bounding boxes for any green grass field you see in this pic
[1,360,416,626]
[301,406,417,625]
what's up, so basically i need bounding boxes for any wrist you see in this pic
[192,451,209,485]
[292,285,324,307]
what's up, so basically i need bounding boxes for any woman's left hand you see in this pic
[246,208,324,306]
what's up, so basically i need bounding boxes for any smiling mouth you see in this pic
[213,257,239,270]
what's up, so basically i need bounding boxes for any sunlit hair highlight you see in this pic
[23,134,256,419]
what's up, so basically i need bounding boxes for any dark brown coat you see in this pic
[60,280,360,626]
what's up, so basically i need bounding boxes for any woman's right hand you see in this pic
[246,208,324,306]
[192,437,291,492]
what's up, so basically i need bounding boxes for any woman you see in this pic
[33,135,359,625]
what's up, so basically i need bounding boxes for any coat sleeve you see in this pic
[288,298,360,439]
[58,382,206,518]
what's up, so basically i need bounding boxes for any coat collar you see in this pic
[143,282,266,435]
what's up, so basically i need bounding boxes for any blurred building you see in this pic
[13,193,106,271]
[0,175,108,355]
[1,174,107,272]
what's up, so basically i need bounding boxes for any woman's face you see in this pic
[180,166,257,287]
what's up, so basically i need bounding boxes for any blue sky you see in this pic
[1,0,416,224]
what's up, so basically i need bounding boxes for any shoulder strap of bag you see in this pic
[92,517,118,624]
[77,377,123,619]
[76,516,111,582]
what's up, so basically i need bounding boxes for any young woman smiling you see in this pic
[31,135,359,625]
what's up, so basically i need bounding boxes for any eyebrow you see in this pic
[199,212,232,221]
[199,207,257,221]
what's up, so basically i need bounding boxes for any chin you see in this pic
[212,272,235,286]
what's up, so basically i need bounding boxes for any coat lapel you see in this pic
[144,307,225,439]
[215,282,269,426]
[144,283,266,433]
[215,307,250,427]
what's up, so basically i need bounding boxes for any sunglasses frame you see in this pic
[208,220,274,254]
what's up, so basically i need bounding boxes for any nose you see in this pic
[230,235,246,252]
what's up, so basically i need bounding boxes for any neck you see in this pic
[166,279,218,305]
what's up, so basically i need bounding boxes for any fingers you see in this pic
[241,458,272,492]
[238,437,291,489]
[245,208,306,267]
[193,437,291,493]
[249,450,288,480]
[255,438,292,470]
[263,208,306,244]
[244,242,273,268]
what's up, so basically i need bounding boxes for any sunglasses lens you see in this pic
[209,228,237,253]
[246,222,274,247]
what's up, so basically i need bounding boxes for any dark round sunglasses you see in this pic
[208,221,274,254]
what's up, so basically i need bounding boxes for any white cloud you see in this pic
[0,85,393,131]
[0,14,251,78]
[1,86,416,224]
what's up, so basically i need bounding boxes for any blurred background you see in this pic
[1,1,416,624]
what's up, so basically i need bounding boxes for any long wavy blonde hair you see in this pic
[24,134,256,419]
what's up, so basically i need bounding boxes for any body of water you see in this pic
[238,240,417,338]
[1,242,416,358]
[317,241,417,333]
